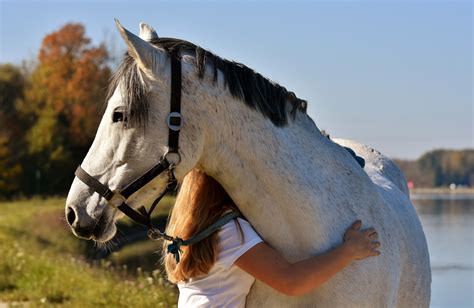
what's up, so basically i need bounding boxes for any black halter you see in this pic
[74,51,183,240]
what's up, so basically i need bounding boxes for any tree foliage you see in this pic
[0,64,25,195]
[394,149,474,188]
[418,149,474,187]
[21,23,110,149]
[12,23,111,196]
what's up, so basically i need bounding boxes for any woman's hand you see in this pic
[343,220,381,260]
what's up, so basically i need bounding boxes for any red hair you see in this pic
[163,169,242,283]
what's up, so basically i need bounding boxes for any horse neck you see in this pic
[201,104,327,202]
[196,87,373,256]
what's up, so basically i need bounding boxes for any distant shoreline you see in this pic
[410,188,474,195]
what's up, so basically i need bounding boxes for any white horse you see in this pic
[65,21,431,307]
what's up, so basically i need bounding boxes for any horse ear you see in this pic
[115,19,165,72]
[139,22,158,42]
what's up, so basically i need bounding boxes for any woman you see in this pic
[163,169,381,307]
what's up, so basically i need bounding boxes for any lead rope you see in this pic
[165,211,240,263]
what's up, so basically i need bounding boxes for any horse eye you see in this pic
[112,111,123,122]
[112,111,125,123]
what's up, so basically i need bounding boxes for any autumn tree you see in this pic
[18,23,110,194]
[0,64,25,196]
[394,149,474,188]
[418,149,474,187]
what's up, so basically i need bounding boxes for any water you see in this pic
[412,194,474,308]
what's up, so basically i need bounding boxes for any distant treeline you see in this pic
[0,23,110,199]
[394,149,474,188]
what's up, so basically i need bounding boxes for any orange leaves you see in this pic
[0,23,112,196]
[39,23,90,63]
[26,22,110,150]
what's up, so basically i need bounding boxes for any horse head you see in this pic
[65,21,205,242]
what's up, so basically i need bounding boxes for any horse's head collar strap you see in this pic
[74,51,182,232]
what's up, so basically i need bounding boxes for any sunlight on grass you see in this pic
[0,197,178,307]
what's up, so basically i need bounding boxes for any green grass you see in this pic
[0,197,178,307]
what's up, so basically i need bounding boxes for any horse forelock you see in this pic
[106,54,150,128]
[106,37,308,128]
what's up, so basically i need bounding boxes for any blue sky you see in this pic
[1,0,472,159]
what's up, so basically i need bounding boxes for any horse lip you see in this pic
[92,215,106,236]
[92,214,113,241]
[74,232,93,240]
[71,226,94,240]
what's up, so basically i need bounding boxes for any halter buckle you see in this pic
[147,228,162,241]
[164,150,181,166]
[167,112,182,131]
[108,190,127,209]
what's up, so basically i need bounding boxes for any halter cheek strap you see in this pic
[167,53,182,154]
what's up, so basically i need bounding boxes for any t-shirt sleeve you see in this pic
[216,217,263,269]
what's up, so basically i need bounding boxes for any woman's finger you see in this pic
[369,232,379,240]
[370,250,381,256]
[371,241,381,248]
[364,228,376,236]
[351,220,362,230]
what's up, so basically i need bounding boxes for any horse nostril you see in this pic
[66,207,76,226]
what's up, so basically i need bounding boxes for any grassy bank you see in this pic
[0,197,178,307]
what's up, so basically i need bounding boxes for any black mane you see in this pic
[107,37,307,127]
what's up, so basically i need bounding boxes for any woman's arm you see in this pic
[235,220,380,296]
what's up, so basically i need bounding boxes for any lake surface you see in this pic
[411,194,474,308]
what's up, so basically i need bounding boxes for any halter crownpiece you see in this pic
[74,47,238,263]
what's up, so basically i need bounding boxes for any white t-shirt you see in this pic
[177,217,263,308]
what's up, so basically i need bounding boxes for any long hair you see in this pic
[163,169,242,283]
